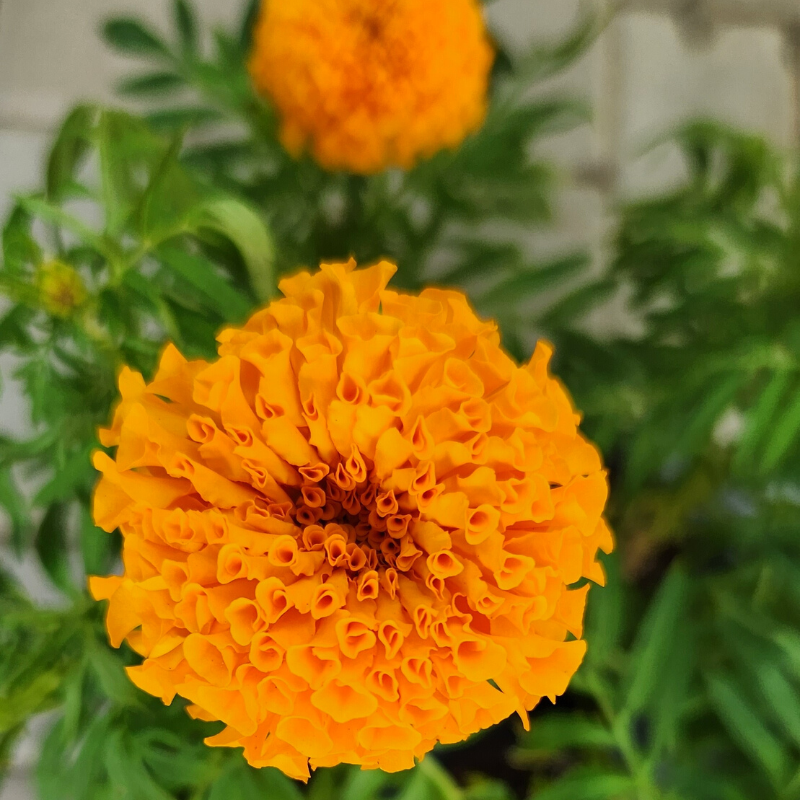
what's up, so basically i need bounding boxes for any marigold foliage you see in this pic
[90,261,612,779]
[248,0,494,174]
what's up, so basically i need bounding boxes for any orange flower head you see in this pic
[90,260,613,780]
[248,0,494,173]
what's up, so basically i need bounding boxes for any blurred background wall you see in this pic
[0,0,798,797]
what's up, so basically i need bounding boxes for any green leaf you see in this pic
[117,72,185,97]
[514,714,614,760]
[734,368,792,472]
[145,107,223,132]
[753,662,800,750]
[673,372,746,457]
[172,0,197,54]
[192,197,276,302]
[2,205,42,273]
[103,18,170,57]
[340,768,396,800]
[396,770,437,800]
[17,196,109,257]
[157,245,252,321]
[528,771,634,800]
[479,254,590,308]
[623,564,689,715]
[88,640,139,706]
[35,502,72,593]
[46,105,97,202]
[208,760,303,800]
[583,554,623,667]
[706,673,789,788]
[0,305,36,348]
[759,385,800,473]
[540,278,617,328]
[35,443,95,506]
[239,0,261,50]
[104,729,173,800]
[80,505,113,578]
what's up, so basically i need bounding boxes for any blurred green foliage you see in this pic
[2,1,800,799]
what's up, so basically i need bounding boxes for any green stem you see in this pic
[417,754,463,800]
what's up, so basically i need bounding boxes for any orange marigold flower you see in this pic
[248,0,494,173]
[90,260,613,780]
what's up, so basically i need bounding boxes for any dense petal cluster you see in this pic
[248,0,494,173]
[91,260,612,780]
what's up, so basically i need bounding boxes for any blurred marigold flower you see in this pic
[247,0,494,173]
[36,260,86,318]
[90,260,613,780]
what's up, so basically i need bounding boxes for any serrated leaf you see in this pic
[103,18,170,57]
[706,673,789,788]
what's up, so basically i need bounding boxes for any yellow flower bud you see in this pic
[36,260,87,318]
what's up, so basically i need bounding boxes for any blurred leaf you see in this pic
[759,387,800,474]
[172,0,197,54]
[118,72,185,97]
[239,0,261,50]
[145,107,223,132]
[104,729,173,800]
[2,205,42,273]
[103,18,170,57]
[208,760,303,800]
[480,254,590,308]
[515,714,614,760]
[80,505,113,578]
[88,640,139,706]
[528,771,634,800]
[35,502,72,593]
[753,662,800,751]
[541,279,617,328]
[158,245,252,321]
[0,468,28,555]
[734,368,793,473]
[46,105,97,202]
[623,565,689,715]
[706,673,789,788]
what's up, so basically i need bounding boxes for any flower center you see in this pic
[287,455,422,577]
